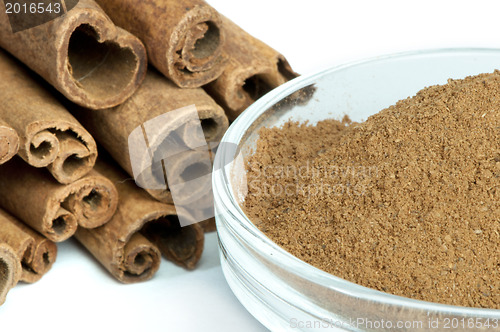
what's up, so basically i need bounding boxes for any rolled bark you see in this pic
[75,160,205,283]
[0,243,21,306]
[206,16,298,121]
[0,209,57,283]
[94,0,226,88]
[72,69,228,204]
[0,157,118,242]
[0,50,97,184]
[0,0,147,109]
[0,119,18,165]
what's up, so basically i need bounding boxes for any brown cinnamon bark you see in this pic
[0,157,118,242]
[0,243,21,306]
[72,69,228,203]
[199,218,216,232]
[0,0,147,109]
[0,208,57,283]
[0,50,97,184]
[94,0,225,88]
[206,16,298,121]
[0,119,18,165]
[75,160,205,283]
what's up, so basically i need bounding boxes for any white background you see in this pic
[2,1,500,331]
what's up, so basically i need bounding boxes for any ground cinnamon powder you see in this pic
[244,71,500,309]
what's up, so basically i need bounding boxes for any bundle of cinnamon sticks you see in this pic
[0,0,297,304]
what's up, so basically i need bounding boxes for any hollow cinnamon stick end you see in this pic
[167,55,227,89]
[196,103,229,148]
[205,67,257,121]
[118,233,161,284]
[73,176,119,229]
[211,59,298,122]
[0,244,21,305]
[59,15,148,109]
[20,239,57,284]
[44,210,78,243]
[165,4,227,88]
[21,121,98,184]
[46,147,97,185]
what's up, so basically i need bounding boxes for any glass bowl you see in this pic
[213,49,500,331]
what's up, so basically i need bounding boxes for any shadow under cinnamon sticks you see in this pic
[75,160,205,284]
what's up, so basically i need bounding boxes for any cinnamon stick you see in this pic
[206,16,298,121]
[0,0,147,109]
[0,208,57,283]
[72,69,228,204]
[0,118,18,165]
[0,157,118,242]
[0,50,97,184]
[75,160,205,283]
[94,0,225,88]
[0,243,21,306]
[199,218,216,232]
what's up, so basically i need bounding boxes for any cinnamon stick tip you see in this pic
[57,12,147,109]
[120,234,161,284]
[166,5,227,88]
[21,240,57,284]
[77,182,119,229]
[48,150,97,184]
[45,212,78,242]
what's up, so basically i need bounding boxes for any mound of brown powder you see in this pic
[244,71,500,308]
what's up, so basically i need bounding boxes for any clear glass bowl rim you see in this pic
[213,47,500,317]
